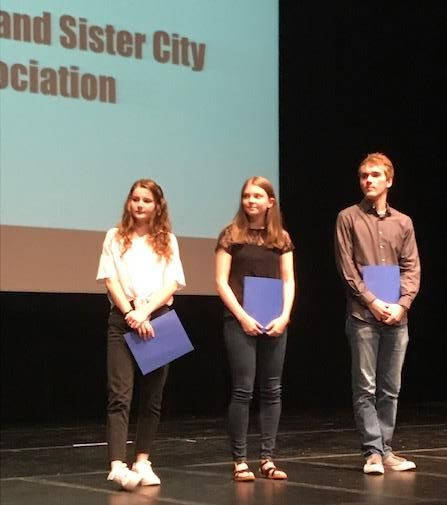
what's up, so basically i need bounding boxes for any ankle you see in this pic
[135,453,150,463]
[260,458,274,468]
[366,453,383,463]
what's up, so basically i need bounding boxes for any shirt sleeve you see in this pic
[335,212,376,306]
[96,228,119,281]
[164,234,186,290]
[215,227,232,254]
[281,231,294,253]
[398,217,420,310]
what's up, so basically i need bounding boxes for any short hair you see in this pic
[358,152,394,180]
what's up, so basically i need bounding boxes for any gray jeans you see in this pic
[346,315,409,458]
[224,314,287,461]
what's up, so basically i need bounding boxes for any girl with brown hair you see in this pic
[215,176,295,481]
[97,179,185,490]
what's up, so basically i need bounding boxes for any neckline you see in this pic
[133,233,149,240]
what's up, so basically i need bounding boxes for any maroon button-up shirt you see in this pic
[335,199,420,324]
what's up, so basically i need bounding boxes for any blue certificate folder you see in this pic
[363,265,400,303]
[124,310,194,375]
[243,276,283,329]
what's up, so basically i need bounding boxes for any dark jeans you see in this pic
[224,315,287,461]
[346,315,409,458]
[106,306,169,462]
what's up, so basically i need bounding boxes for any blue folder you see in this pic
[243,276,284,330]
[363,265,400,303]
[124,310,194,375]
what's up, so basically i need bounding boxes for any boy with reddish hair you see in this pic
[335,153,420,474]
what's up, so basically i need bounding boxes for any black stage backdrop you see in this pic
[1,3,445,424]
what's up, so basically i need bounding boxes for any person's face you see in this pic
[359,164,392,201]
[242,183,274,220]
[128,186,156,223]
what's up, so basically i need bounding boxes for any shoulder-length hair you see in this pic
[226,176,287,249]
[116,179,172,260]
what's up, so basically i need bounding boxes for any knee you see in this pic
[232,386,253,404]
[141,393,163,416]
[108,387,132,413]
[352,374,376,398]
[260,381,282,402]
[377,386,400,401]
[352,390,376,408]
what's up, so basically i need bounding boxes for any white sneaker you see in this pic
[363,454,384,475]
[383,454,416,472]
[107,463,142,491]
[132,460,161,486]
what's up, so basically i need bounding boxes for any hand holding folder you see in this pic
[243,276,284,330]
[124,310,194,375]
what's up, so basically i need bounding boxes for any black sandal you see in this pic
[259,459,287,480]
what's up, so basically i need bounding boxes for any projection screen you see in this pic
[0,0,278,294]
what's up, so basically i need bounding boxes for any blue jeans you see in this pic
[224,314,287,462]
[346,315,409,458]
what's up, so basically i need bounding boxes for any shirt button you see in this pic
[379,231,383,235]
[381,259,385,262]
[380,245,384,248]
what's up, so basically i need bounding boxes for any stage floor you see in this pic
[1,403,446,505]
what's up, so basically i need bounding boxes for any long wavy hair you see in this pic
[226,176,287,249]
[116,179,172,260]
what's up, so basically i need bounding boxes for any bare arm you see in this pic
[265,251,295,336]
[104,278,153,339]
[125,280,179,327]
[280,251,295,321]
[105,278,133,315]
[215,248,263,335]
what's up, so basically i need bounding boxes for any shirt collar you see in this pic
[359,198,392,217]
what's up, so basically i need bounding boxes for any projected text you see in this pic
[0,9,208,104]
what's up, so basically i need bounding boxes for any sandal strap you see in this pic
[259,460,286,479]
[260,460,276,476]
[234,469,251,477]
[264,466,278,478]
[233,462,255,480]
